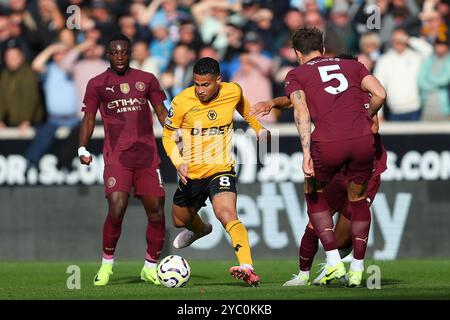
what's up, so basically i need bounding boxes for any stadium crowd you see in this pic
[0,0,449,134]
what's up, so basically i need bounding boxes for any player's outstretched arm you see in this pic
[361,75,386,118]
[78,113,95,165]
[291,90,314,178]
[250,96,292,117]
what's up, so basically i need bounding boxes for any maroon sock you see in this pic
[299,226,319,271]
[350,199,371,260]
[305,192,337,251]
[102,214,124,258]
[145,214,165,263]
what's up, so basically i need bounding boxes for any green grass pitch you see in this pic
[1,259,450,300]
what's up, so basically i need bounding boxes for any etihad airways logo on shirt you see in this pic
[107,98,148,113]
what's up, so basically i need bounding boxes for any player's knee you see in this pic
[147,202,165,221]
[108,199,127,219]
[215,208,236,226]
[172,215,186,228]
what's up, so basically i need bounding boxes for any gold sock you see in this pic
[225,220,253,266]
[189,214,205,234]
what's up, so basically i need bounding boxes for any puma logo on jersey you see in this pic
[106,86,115,93]
[234,244,242,252]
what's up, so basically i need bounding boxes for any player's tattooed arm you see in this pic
[291,90,311,153]
[291,90,314,177]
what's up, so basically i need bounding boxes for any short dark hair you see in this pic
[335,53,357,60]
[290,27,324,55]
[108,34,131,49]
[193,57,220,77]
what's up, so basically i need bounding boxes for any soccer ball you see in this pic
[157,255,191,288]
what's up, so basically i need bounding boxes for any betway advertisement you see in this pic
[0,130,449,260]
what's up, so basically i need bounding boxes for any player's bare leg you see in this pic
[210,192,260,286]
[172,204,212,249]
[346,180,370,287]
[140,196,165,285]
[94,191,129,286]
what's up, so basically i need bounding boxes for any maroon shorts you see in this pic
[103,165,165,198]
[324,172,381,220]
[312,134,375,185]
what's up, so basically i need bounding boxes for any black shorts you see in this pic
[173,171,237,211]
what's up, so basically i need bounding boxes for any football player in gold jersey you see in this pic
[162,57,270,286]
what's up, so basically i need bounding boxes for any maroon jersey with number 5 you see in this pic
[285,57,372,142]
[83,68,166,168]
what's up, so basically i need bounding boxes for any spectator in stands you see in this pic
[149,19,175,73]
[374,28,432,121]
[304,8,325,32]
[275,8,305,54]
[177,21,204,53]
[222,23,244,81]
[24,42,77,167]
[161,43,196,100]
[249,8,277,55]
[32,0,66,50]
[238,0,261,33]
[90,0,119,46]
[118,15,151,44]
[59,38,108,119]
[0,43,43,131]
[418,33,450,121]
[420,10,448,45]
[232,51,276,123]
[137,0,190,43]
[192,0,233,56]
[131,41,160,78]
[325,1,356,55]
[357,32,382,72]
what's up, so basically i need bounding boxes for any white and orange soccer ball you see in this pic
[156,255,191,288]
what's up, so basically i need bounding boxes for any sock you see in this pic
[102,214,124,258]
[225,220,253,266]
[325,249,342,267]
[189,214,206,234]
[350,259,364,272]
[299,270,310,278]
[144,260,157,269]
[305,192,338,251]
[299,226,319,271]
[145,214,165,263]
[350,199,371,260]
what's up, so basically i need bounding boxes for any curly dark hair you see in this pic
[290,27,324,55]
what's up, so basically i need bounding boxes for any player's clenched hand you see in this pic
[78,146,92,165]
[79,155,92,165]
[250,101,273,117]
[177,163,189,185]
[302,153,315,178]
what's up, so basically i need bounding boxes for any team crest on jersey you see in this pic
[135,81,146,91]
[207,110,217,120]
[120,83,130,94]
[168,107,174,118]
[107,177,116,188]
